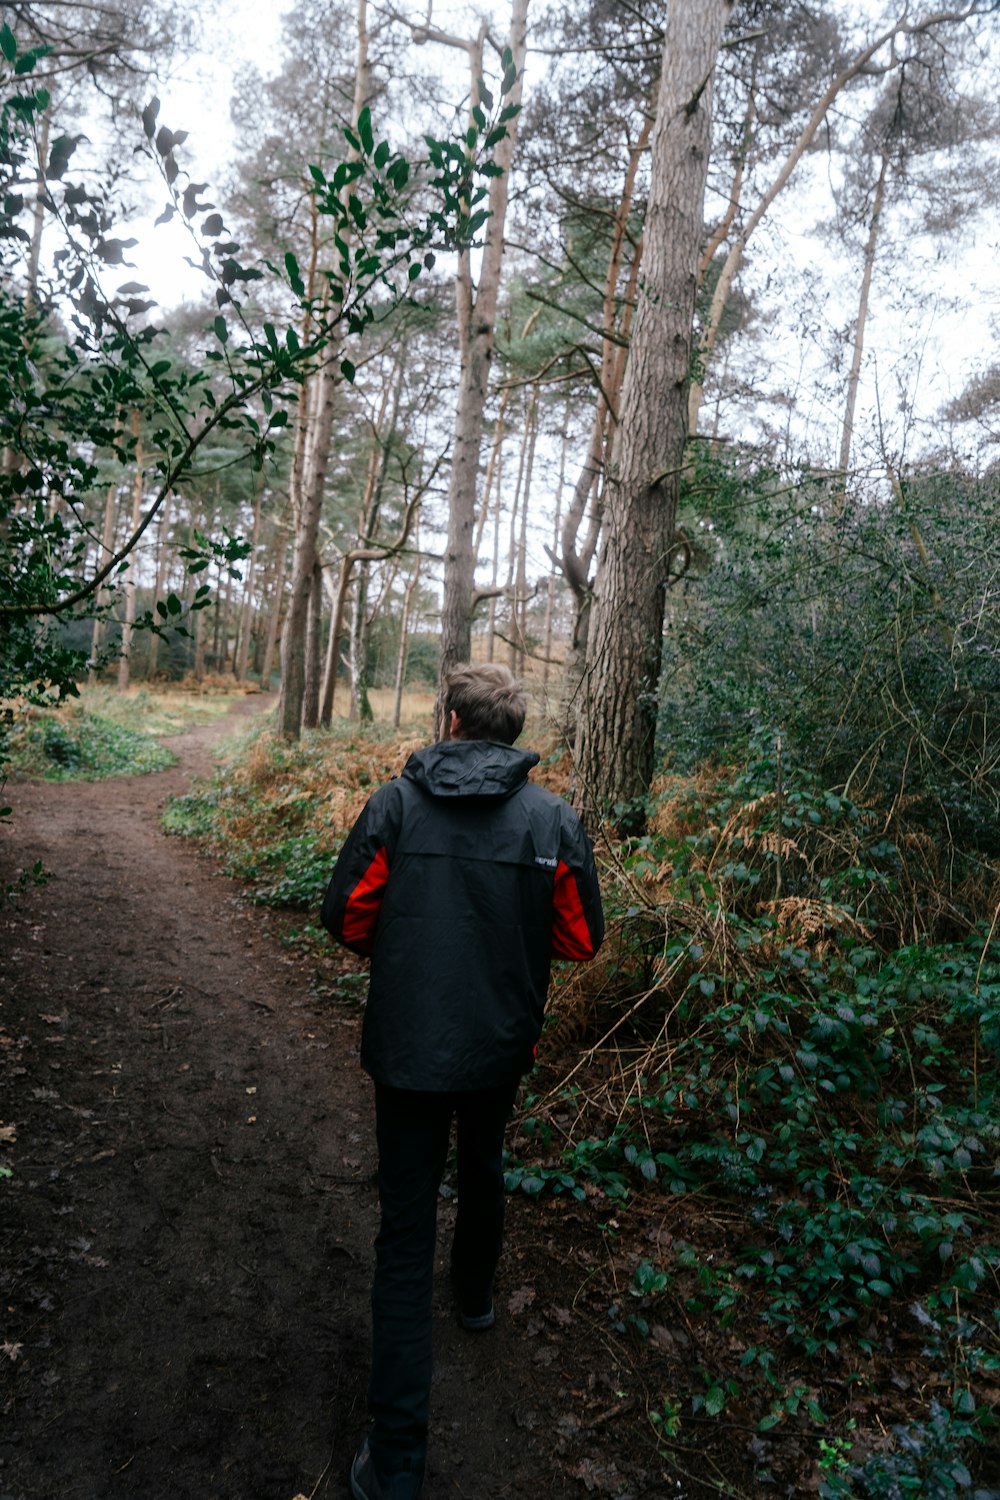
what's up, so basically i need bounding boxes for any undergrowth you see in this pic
[6,706,175,780]
[3,686,238,783]
[159,723,1000,1491]
[516,740,1000,1490]
[162,719,425,908]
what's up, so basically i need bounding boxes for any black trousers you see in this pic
[368,1078,520,1478]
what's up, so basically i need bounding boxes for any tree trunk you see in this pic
[485,432,505,663]
[24,102,51,315]
[319,556,352,726]
[437,0,529,727]
[576,0,734,825]
[277,318,342,735]
[88,479,119,685]
[518,398,538,673]
[117,415,144,692]
[276,0,369,739]
[216,566,233,672]
[836,146,890,501]
[234,483,264,681]
[193,604,205,683]
[301,558,325,727]
[348,559,368,720]
[543,398,570,694]
[145,488,173,680]
[509,391,537,673]
[559,111,652,731]
[392,542,421,729]
[260,525,288,691]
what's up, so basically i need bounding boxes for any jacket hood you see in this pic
[402,739,540,799]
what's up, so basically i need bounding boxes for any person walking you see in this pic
[321,662,604,1500]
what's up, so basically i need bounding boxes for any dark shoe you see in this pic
[450,1258,496,1330]
[350,1438,423,1500]
[459,1300,496,1332]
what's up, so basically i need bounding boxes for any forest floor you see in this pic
[0,695,735,1500]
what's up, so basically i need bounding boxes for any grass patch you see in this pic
[76,684,240,736]
[6,707,175,780]
[3,685,241,782]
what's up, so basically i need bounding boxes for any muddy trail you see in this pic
[0,699,682,1500]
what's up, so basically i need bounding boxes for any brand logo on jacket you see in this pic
[534,856,558,868]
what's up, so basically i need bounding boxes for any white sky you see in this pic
[93,0,1000,481]
[114,0,293,307]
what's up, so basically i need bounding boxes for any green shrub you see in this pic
[819,1399,1000,1499]
[6,710,174,780]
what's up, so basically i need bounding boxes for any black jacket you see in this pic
[320,739,604,1091]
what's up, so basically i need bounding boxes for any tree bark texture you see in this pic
[302,558,324,728]
[836,147,889,495]
[87,479,119,685]
[437,0,529,729]
[260,524,288,690]
[234,483,264,681]
[116,416,144,692]
[559,112,651,735]
[392,541,420,728]
[575,0,734,823]
[145,488,173,680]
[276,0,369,738]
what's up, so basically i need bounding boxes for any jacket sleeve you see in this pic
[320,785,398,957]
[551,810,605,962]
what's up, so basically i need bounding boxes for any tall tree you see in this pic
[276,0,371,738]
[574,0,736,824]
[687,1,999,436]
[433,0,529,728]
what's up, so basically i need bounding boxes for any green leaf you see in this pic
[357,105,374,155]
[213,315,228,345]
[705,1386,725,1417]
[477,77,494,110]
[166,593,182,616]
[309,163,326,186]
[373,140,390,170]
[141,96,160,138]
[340,358,356,384]
[0,24,17,63]
[284,250,305,296]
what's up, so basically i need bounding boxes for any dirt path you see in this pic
[1,701,632,1500]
